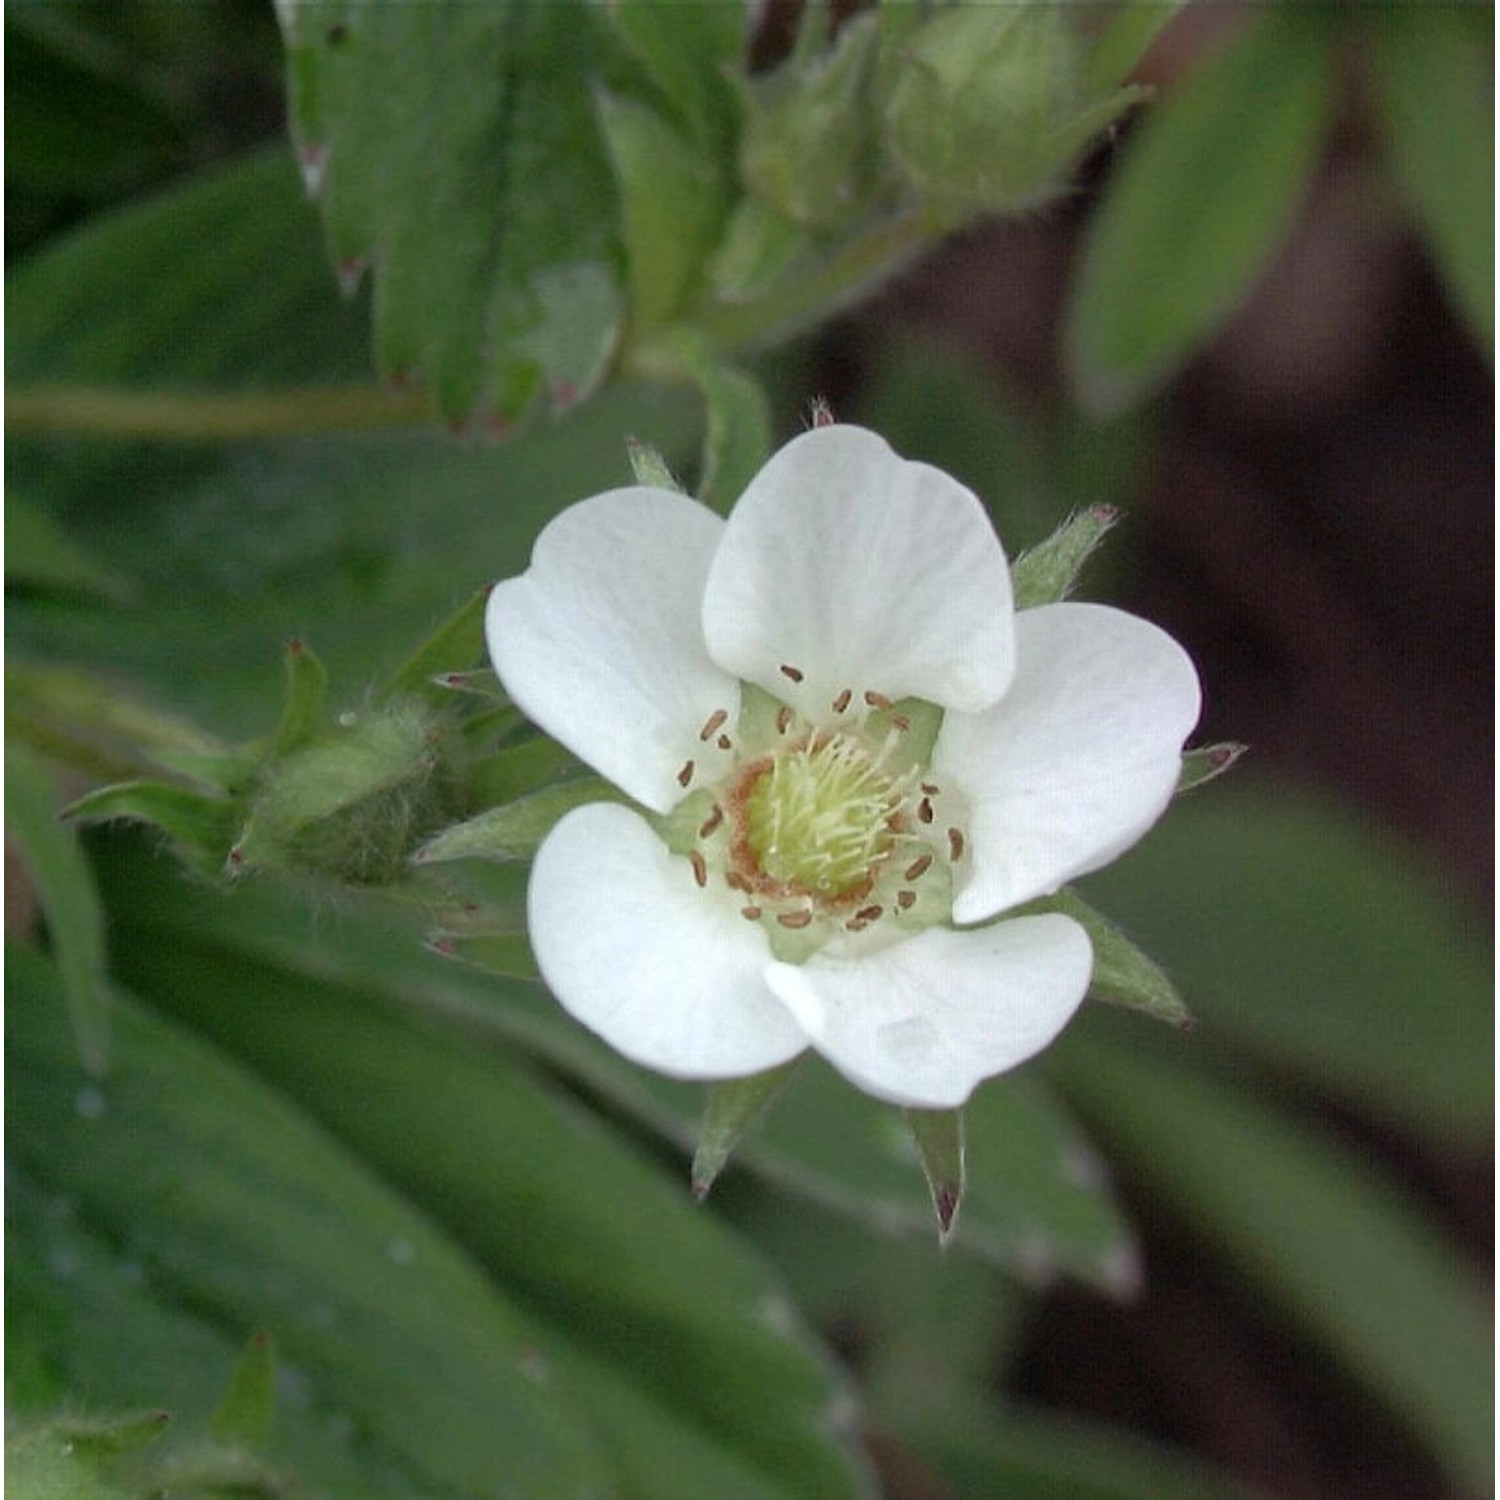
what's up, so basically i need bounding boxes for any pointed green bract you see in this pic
[468,735,588,808]
[415,776,621,866]
[209,1332,277,1449]
[429,931,539,982]
[271,638,327,756]
[377,587,489,707]
[7,743,111,1075]
[1177,741,1247,794]
[63,780,237,873]
[904,1107,966,1243]
[692,1060,803,1198]
[1009,505,1120,609]
[1081,0,1188,96]
[1024,887,1192,1028]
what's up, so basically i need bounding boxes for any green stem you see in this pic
[7,384,429,440]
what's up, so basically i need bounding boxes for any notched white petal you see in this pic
[765,915,1092,1108]
[938,602,1202,923]
[530,803,807,1078]
[702,425,1015,717]
[487,488,739,813]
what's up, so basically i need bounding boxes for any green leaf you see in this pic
[599,92,728,334]
[1010,505,1120,609]
[1079,788,1492,1147]
[1067,9,1335,413]
[904,1107,966,1242]
[6,744,110,1074]
[1366,6,1494,353]
[7,944,614,1499]
[278,2,625,423]
[606,0,745,158]
[692,1061,803,1199]
[6,491,127,600]
[1049,1020,1493,1492]
[106,917,877,1500]
[208,1333,276,1450]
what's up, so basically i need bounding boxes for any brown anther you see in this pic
[777,910,813,929]
[896,890,917,911]
[716,734,732,751]
[921,782,939,796]
[689,850,708,888]
[891,713,911,732]
[854,904,883,923]
[776,705,794,735]
[844,917,869,933]
[832,688,852,714]
[863,690,893,710]
[779,664,804,683]
[698,708,728,742]
[741,905,763,921]
[947,827,966,861]
[698,805,724,838]
[677,759,695,787]
[904,853,933,881]
[725,870,751,893]
[918,796,935,824]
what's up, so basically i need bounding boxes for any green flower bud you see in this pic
[737,13,886,233]
[885,6,1145,213]
[233,700,456,886]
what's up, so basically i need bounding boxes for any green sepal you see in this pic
[468,735,587,807]
[905,1105,966,1244]
[1009,505,1120,609]
[63,780,238,870]
[692,1058,803,1199]
[428,930,540,981]
[429,667,510,703]
[271,638,328,757]
[377,587,489,707]
[707,197,813,303]
[414,776,623,866]
[1035,886,1192,1028]
[1177,742,1247,795]
[1082,0,1188,95]
[8,742,111,1074]
[150,743,266,797]
[208,1331,277,1450]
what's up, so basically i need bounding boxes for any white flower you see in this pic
[487,425,1201,1109]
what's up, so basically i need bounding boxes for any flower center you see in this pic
[741,733,902,898]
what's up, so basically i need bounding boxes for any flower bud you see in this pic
[234,700,454,886]
[737,13,886,233]
[884,7,1144,213]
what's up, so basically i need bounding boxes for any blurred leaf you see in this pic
[103,885,876,1499]
[1067,9,1335,413]
[1366,5,1494,353]
[278,2,624,423]
[6,744,110,1075]
[659,329,774,508]
[7,944,614,1499]
[1049,1019,1493,1492]
[208,1333,276,1450]
[6,491,125,599]
[1079,787,1492,1147]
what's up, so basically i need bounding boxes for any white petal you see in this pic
[702,426,1015,718]
[937,603,1202,923]
[529,802,807,1079]
[487,488,739,814]
[765,916,1091,1108]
